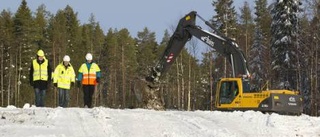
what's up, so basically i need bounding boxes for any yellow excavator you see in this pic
[144,11,303,115]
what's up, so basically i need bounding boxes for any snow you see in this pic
[1,105,320,137]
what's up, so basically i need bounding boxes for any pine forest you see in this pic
[0,0,320,116]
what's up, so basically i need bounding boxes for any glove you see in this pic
[77,81,81,88]
[96,77,100,83]
[30,81,34,86]
[71,82,74,87]
[54,83,57,87]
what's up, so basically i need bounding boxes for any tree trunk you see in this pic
[210,53,213,111]
[114,69,117,107]
[7,66,11,106]
[1,43,3,106]
[108,72,113,107]
[16,42,23,107]
[315,38,318,116]
[17,67,20,106]
[180,56,185,110]
[187,54,191,111]
[121,43,126,108]
[129,80,133,107]
[191,39,198,111]
[176,60,180,110]
[310,40,315,116]
[52,42,56,107]
[193,70,196,110]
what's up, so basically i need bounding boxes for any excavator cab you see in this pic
[215,78,243,110]
[218,80,239,104]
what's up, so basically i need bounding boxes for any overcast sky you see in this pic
[0,0,254,44]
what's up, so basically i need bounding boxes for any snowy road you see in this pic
[0,106,319,137]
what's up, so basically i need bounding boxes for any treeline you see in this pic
[0,0,320,116]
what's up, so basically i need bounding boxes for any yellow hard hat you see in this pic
[37,50,45,57]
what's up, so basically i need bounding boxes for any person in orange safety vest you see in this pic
[77,53,101,108]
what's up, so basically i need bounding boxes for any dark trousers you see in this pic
[34,88,46,107]
[83,85,95,108]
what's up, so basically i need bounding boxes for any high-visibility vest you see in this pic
[53,63,75,89]
[32,59,48,81]
[79,63,100,85]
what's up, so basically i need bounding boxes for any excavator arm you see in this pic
[146,11,250,84]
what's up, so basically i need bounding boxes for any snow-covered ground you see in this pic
[0,104,319,137]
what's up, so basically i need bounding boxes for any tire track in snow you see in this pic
[52,108,88,136]
[98,109,200,137]
[88,107,121,137]
[162,111,239,137]
[53,108,108,137]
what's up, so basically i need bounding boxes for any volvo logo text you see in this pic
[289,97,296,102]
[201,36,215,47]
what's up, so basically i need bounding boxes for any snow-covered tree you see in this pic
[0,10,14,106]
[238,1,254,57]
[270,0,301,89]
[211,0,237,78]
[14,0,36,106]
[249,0,271,89]
[250,28,267,89]
[211,0,237,38]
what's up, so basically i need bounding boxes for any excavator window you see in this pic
[219,81,238,104]
[242,79,251,93]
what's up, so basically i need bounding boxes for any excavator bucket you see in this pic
[133,77,165,110]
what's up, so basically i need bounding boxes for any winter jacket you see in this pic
[29,58,52,90]
[53,62,75,89]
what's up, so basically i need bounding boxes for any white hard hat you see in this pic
[63,55,71,62]
[85,53,93,60]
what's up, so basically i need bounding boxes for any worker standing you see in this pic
[29,49,52,107]
[77,53,101,108]
[53,55,75,107]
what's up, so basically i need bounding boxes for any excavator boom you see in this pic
[146,11,249,84]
